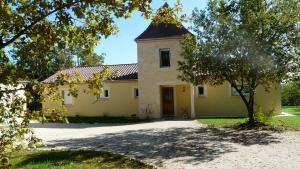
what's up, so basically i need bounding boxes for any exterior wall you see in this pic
[43,80,139,117]
[175,85,191,117]
[43,36,282,119]
[137,37,186,118]
[194,83,281,117]
[136,37,281,118]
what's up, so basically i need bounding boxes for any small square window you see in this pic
[160,49,170,67]
[133,88,139,98]
[97,88,110,99]
[198,86,205,96]
[62,90,73,105]
[104,90,109,97]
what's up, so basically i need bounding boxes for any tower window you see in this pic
[160,49,170,67]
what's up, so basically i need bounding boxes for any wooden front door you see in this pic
[162,87,174,117]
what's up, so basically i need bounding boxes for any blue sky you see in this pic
[96,0,208,64]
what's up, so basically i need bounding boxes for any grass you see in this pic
[197,117,247,128]
[271,106,300,130]
[45,116,150,124]
[281,106,300,115]
[8,150,153,169]
[197,106,300,131]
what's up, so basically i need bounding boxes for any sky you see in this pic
[95,0,208,65]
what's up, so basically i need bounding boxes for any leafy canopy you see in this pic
[178,0,300,123]
[0,0,186,166]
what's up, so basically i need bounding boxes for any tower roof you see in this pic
[135,22,190,41]
[135,3,190,41]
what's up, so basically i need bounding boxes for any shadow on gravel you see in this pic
[45,127,280,166]
[29,122,152,129]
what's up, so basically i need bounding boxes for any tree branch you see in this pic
[231,82,249,106]
[0,0,80,49]
[0,87,26,95]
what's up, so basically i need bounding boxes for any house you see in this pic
[42,6,281,119]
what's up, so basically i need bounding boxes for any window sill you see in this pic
[230,95,250,97]
[63,104,73,107]
[97,98,110,100]
[160,66,171,69]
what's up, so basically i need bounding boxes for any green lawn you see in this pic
[271,106,300,130]
[9,150,153,169]
[197,117,248,128]
[197,106,300,131]
[281,106,300,115]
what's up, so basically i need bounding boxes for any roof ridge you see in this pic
[43,63,138,83]
[61,63,138,71]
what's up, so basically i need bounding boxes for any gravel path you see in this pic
[32,121,300,169]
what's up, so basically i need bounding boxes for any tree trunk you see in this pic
[231,82,257,126]
[247,93,255,125]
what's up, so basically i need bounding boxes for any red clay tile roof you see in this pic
[42,64,138,83]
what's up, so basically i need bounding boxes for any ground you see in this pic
[10,150,153,169]
[30,120,300,169]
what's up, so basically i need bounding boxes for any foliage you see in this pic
[0,0,186,166]
[77,53,104,67]
[179,0,300,124]
[9,150,154,169]
[0,84,42,167]
[253,106,275,124]
[282,82,300,106]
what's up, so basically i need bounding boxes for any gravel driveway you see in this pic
[32,120,300,169]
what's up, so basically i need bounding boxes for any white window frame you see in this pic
[62,90,73,105]
[197,85,206,97]
[230,84,250,96]
[133,87,139,98]
[97,87,111,100]
[159,48,171,68]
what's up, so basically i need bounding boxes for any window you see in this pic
[198,86,206,96]
[62,90,73,105]
[133,88,139,98]
[231,85,250,96]
[160,49,170,67]
[97,88,110,99]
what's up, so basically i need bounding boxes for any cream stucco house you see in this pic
[42,15,281,119]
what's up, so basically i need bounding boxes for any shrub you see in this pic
[254,106,275,124]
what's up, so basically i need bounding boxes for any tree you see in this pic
[178,0,300,124]
[71,44,104,67]
[0,1,185,166]
[77,53,104,66]
[282,82,300,106]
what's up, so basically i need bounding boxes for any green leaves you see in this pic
[179,0,300,122]
[180,0,300,86]
[0,0,187,166]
